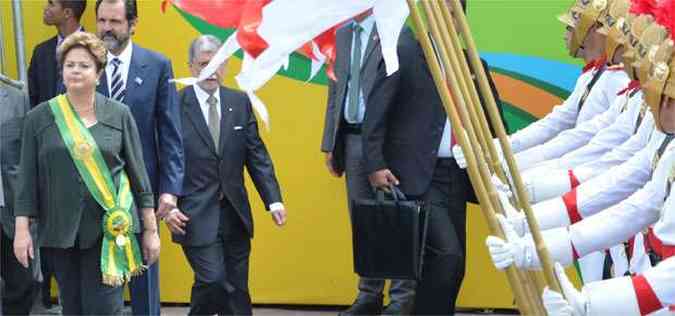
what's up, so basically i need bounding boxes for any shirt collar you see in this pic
[193,84,220,107]
[57,25,84,46]
[107,40,133,66]
[354,15,376,35]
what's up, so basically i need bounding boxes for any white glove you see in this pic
[497,190,528,237]
[452,144,467,169]
[554,262,588,316]
[491,174,512,196]
[543,287,575,316]
[485,214,530,270]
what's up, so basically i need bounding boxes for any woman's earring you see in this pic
[96,79,100,86]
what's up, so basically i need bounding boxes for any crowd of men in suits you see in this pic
[0,0,506,315]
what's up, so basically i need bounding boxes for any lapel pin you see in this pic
[228,108,233,112]
[135,77,143,86]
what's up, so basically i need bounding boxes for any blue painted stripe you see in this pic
[480,52,581,93]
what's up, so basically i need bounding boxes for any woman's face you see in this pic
[62,47,100,94]
[659,96,675,134]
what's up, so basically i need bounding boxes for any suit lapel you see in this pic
[125,44,146,105]
[97,69,109,97]
[362,26,380,68]
[332,27,352,126]
[184,86,218,156]
[46,37,60,96]
[360,27,383,105]
[217,87,232,156]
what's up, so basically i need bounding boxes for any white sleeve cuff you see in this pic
[269,202,284,212]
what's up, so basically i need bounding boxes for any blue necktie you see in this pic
[347,23,363,123]
[110,58,126,102]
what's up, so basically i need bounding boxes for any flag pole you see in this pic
[405,0,534,314]
[444,0,563,294]
[426,0,549,308]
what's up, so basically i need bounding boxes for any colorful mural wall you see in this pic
[0,0,582,309]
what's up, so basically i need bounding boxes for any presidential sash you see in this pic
[49,94,144,286]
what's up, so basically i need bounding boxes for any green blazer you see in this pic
[15,93,154,249]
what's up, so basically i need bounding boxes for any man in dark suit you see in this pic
[362,2,505,314]
[95,0,185,314]
[164,35,286,316]
[27,0,86,107]
[0,83,33,315]
[320,9,417,316]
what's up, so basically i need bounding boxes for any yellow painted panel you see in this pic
[2,1,579,309]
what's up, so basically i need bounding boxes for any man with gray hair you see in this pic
[164,34,287,315]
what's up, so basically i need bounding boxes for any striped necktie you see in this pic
[110,58,126,102]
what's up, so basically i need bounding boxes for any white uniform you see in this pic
[530,129,668,231]
[513,136,675,271]
[520,87,648,203]
[514,67,631,170]
[510,64,616,154]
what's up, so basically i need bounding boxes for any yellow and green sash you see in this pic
[49,94,144,286]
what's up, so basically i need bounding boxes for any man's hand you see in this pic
[325,152,343,177]
[164,208,189,235]
[554,262,588,316]
[157,193,178,219]
[485,214,529,270]
[368,169,400,190]
[271,209,287,227]
[13,223,33,268]
[142,229,161,265]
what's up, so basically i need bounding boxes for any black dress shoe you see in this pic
[338,296,384,316]
[381,302,414,315]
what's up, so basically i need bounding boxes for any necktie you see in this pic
[110,58,126,102]
[347,23,363,123]
[207,94,220,151]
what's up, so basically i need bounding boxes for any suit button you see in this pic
[431,149,437,155]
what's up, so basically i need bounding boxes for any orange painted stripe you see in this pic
[491,72,564,119]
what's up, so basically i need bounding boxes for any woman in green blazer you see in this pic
[12,32,160,315]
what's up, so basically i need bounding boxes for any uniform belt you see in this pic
[645,227,675,263]
[342,123,362,134]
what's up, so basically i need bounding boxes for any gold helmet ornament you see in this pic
[642,0,675,132]
[633,24,669,83]
[569,0,611,57]
[597,0,630,62]
[559,1,584,27]
[622,14,655,80]
[642,40,675,132]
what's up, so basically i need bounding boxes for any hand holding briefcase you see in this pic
[351,186,429,280]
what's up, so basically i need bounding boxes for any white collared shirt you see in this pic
[193,84,221,124]
[105,41,133,96]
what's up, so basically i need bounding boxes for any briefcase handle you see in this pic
[375,185,407,202]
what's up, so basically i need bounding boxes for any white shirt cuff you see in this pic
[269,202,284,212]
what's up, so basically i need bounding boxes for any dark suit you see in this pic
[361,28,504,315]
[174,85,282,315]
[27,36,59,108]
[0,84,33,315]
[321,21,416,310]
[97,43,184,316]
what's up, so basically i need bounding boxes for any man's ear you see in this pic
[63,8,74,21]
[129,17,139,36]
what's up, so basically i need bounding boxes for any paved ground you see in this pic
[31,304,517,315]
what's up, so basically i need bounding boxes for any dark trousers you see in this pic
[45,241,124,315]
[0,231,35,315]
[412,158,468,315]
[182,200,252,316]
[128,246,161,316]
[344,134,416,306]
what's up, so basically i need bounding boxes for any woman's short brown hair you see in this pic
[57,32,108,72]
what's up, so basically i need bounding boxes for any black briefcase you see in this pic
[351,186,429,280]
